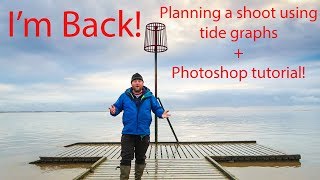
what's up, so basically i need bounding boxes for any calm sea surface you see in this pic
[0,107,319,180]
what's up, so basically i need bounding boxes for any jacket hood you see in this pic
[125,86,153,100]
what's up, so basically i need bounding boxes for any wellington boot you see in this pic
[120,165,131,180]
[134,163,146,180]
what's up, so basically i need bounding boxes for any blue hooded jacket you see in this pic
[111,86,164,135]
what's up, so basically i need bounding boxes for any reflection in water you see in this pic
[34,163,91,171]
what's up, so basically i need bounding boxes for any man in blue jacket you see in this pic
[109,73,170,180]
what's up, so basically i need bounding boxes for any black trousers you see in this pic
[120,134,150,166]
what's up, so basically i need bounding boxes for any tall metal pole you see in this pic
[144,22,172,145]
[154,26,158,144]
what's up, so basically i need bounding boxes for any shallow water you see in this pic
[0,107,319,179]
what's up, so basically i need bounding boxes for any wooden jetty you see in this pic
[74,157,235,180]
[30,141,301,179]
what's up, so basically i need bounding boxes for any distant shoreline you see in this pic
[1,106,319,113]
[0,111,105,113]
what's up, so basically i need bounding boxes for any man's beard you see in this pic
[133,86,142,93]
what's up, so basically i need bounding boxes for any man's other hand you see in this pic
[109,105,116,114]
[162,110,171,118]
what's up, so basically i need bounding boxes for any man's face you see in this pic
[131,80,144,93]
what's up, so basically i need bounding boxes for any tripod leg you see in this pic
[157,97,179,143]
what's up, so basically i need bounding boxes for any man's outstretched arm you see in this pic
[151,96,170,118]
[109,94,123,116]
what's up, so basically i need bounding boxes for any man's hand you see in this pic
[162,110,171,118]
[109,105,116,115]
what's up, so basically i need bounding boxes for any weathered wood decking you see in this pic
[75,158,236,180]
[31,141,300,163]
[30,141,301,179]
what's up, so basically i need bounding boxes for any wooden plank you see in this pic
[178,144,191,158]
[154,144,160,159]
[207,144,224,156]
[191,144,207,157]
[171,144,183,158]
[64,141,257,147]
[256,144,286,155]
[211,144,233,156]
[69,145,90,157]
[200,144,218,156]
[245,143,273,156]
[235,143,261,156]
[83,159,229,180]
[182,144,197,158]
[103,145,119,158]
[235,143,263,156]
[73,157,106,180]
[211,154,301,162]
[169,144,177,159]
[220,143,239,156]
[92,145,111,157]
[77,146,97,157]
[54,145,79,157]
[100,145,116,157]
[86,145,105,157]
[38,156,102,163]
[145,144,152,159]
[159,144,164,158]
[86,176,226,179]
[61,146,85,157]
[112,146,122,159]
[187,144,204,158]
[205,156,238,180]
[164,144,170,158]
[108,145,121,159]
[221,144,243,156]
[31,141,301,165]
[148,144,154,159]
[198,144,215,156]
[87,146,103,157]
[244,143,275,155]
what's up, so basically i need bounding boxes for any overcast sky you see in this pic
[0,0,319,111]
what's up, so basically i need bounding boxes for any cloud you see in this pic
[0,0,319,111]
[290,96,320,103]
[0,84,14,92]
